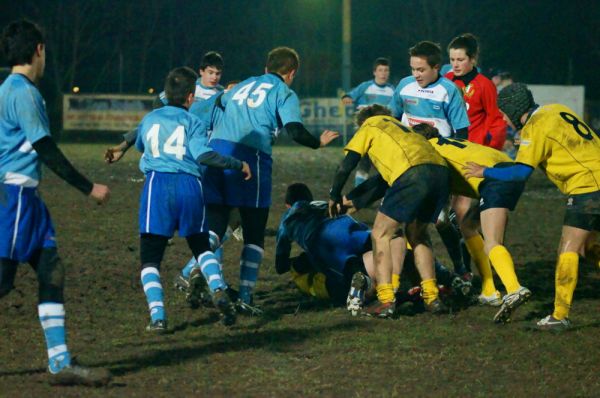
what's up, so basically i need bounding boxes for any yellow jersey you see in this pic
[428,137,513,197]
[345,115,446,186]
[516,104,600,195]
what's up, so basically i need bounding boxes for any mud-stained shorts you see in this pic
[563,190,600,231]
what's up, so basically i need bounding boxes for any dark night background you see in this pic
[2,0,600,130]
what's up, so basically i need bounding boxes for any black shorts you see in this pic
[563,190,600,231]
[478,175,525,211]
[379,165,450,224]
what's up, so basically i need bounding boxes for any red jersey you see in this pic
[446,70,506,149]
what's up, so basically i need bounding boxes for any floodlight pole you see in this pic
[342,0,351,144]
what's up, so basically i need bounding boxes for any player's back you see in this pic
[346,115,446,186]
[517,104,600,195]
[211,73,301,155]
[0,74,49,187]
[278,200,329,250]
[136,105,209,177]
[429,136,512,196]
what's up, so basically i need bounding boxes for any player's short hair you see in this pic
[0,19,45,67]
[447,33,479,59]
[285,183,313,205]
[355,104,391,127]
[266,47,299,75]
[412,123,440,139]
[497,83,535,130]
[164,66,198,106]
[409,41,442,68]
[373,57,390,70]
[200,51,224,71]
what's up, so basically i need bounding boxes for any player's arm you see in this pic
[275,223,293,274]
[329,150,362,217]
[463,162,533,181]
[341,82,365,105]
[284,122,338,148]
[346,173,387,210]
[104,129,137,163]
[481,82,507,149]
[32,137,109,203]
[196,151,251,180]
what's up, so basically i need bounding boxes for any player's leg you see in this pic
[140,233,169,332]
[456,198,500,305]
[435,205,468,275]
[390,234,407,293]
[0,258,18,299]
[583,231,600,268]
[237,206,269,307]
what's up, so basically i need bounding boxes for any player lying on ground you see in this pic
[134,66,250,331]
[411,123,531,323]
[328,104,450,318]
[464,83,600,331]
[275,183,472,314]
[0,19,111,387]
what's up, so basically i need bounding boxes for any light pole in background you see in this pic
[341,0,351,144]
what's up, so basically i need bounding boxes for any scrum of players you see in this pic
[1,19,600,386]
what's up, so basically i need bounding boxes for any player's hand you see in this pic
[341,97,353,105]
[240,161,252,180]
[320,130,340,147]
[463,162,486,179]
[328,199,346,218]
[104,142,129,164]
[342,196,356,214]
[89,183,110,205]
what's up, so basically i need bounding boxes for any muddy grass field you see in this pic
[1,144,599,397]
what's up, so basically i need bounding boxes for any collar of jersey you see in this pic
[165,103,188,110]
[268,72,285,82]
[452,68,478,86]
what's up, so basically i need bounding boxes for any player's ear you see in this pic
[36,43,44,57]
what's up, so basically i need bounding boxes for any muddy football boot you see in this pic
[236,298,264,317]
[188,268,212,309]
[493,286,532,324]
[361,300,396,318]
[213,289,237,326]
[424,298,449,314]
[49,363,112,387]
[145,319,168,334]
[536,315,572,332]
[478,291,502,307]
[346,272,368,316]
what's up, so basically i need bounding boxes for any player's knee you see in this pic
[36,248,65,303]
[186,233,211,258]
[140,234,169,265]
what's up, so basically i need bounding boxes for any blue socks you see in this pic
[38,302,71,373]
[198,251,227,292]
[141,266,165,322]
[239,244,264,304]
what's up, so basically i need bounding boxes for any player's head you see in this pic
[1,19,46,77]
[447,33,478,77]
[285,183,313,207]
[372,57,390,84]
[164,66,198,108]
[225,80,240,91]
[355,104,392,127]
[266,47,300,86]
[497,83,535,131]
[199,51,223,88]
[412,123,440,139]
[409,41,442,88]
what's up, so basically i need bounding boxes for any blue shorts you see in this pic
[380,165,450,224]
[203,139,272,208]
[139,171,207,237]
[563,190,600,231]
[479,162,525,211]
[307,215,371,282]
[0,184,56,262]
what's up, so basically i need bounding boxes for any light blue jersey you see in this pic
[210,73,303,155]
[346,79,395,109]
[390,76,470,137]
[0,74,51,187]
[135,105,210,177]
[189,92,224,138]
[159,79,224,106]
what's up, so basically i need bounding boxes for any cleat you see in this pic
[451,276,473,297]
[213,289,237,326]
[226,286,239,302]
[424,298,449,314]
[145,319,168,334]
[536,315,572,332]
[236,299,264,317]
[361,300,395,318]
[346,272,368,316]
[493,286,532,324]
[188,268,212,309]
[174,274,190,293]
[48,363,112,387]
[478,291,502,307]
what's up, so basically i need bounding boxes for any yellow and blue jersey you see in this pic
[428,136,512,197]
[135,105,210,177]
[390,75,470,138]
[345,115,447,186]
[210,73,303,155]
[0,74,52,187]
[516,104,600,195]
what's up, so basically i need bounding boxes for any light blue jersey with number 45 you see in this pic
[211,73,303,155]
[135,105,210,177]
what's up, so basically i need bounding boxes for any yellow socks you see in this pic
[291,271,330,300]
[392,274,400,293]
[465,235,496,296]
[376,283,395,304]
[553,252,579,320]
[420,278,439,305]
[488,245,521,293]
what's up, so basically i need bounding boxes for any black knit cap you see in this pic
[497,83,534,130]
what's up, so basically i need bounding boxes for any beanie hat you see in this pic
[497,83,534,130]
